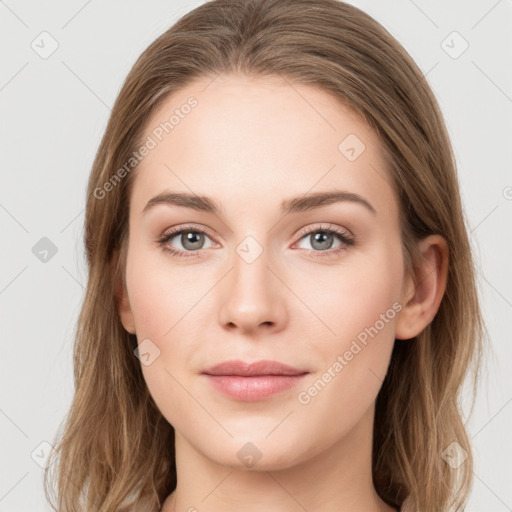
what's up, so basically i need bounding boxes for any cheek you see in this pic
[309,244,403,350]
[125,249,196,426]
[125,247,206,391]
[294,244,403,424]
[126,245,197,342]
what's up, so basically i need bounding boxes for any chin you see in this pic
[201,436,305,472]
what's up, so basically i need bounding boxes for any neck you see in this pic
[161,404,396,512]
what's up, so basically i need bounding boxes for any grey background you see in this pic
[1,0,511,510]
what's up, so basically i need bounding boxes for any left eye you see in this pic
[295,227,353,252]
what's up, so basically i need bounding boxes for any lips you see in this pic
[202,359,308,377]
[202,360,309,401]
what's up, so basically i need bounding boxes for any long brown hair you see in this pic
[43,0,484,510]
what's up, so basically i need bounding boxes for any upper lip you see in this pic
[202,359,308,377]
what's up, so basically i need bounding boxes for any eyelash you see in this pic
[157,223,355,260]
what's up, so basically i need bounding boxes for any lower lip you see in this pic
[203,374,307,401]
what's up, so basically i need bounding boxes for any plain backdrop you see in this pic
[1,0,511,510]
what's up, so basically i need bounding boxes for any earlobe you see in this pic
[111,247,136,335]
[395,235,449,340]
[117,281,137,335]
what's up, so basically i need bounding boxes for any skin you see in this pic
[116,73,448,512]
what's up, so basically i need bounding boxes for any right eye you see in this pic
[158,225,216,258]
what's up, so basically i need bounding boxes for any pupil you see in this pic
[312,232,332,250]
[183,232,203,250]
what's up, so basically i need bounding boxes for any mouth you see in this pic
[202,359,309,401]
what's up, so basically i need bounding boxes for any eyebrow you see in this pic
[142,189,376,216]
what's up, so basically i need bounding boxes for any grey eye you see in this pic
[308,231,335,251]
[167,230,213,252]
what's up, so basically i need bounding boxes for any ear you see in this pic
[395,234,449,340]
[111,247,136,335]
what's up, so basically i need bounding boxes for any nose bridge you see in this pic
[231,233,274,304]
[233,235,270,292]
[218,233,285,332]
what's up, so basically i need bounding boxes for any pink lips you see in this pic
[202,360,308,401]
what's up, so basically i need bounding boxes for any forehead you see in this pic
[130,73,396,219]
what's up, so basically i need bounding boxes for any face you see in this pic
[118,73,409,471]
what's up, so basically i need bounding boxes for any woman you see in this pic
[44,0,483,510]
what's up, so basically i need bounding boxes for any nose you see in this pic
[217,244,287,335]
